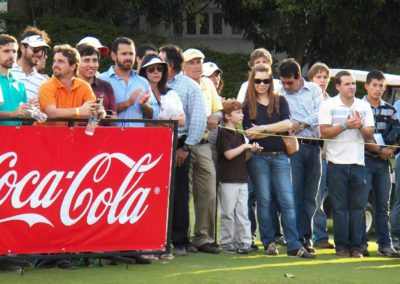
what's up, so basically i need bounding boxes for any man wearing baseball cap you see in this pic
[182,48,223,254]
[10,26,51,101]
[76,36,109,55]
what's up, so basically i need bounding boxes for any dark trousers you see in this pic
[171,155,191,248]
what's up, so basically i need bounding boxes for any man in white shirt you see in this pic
[318,70,376,258]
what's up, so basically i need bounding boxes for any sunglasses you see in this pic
[147,65,164,73]
[254,78,272,85]
[27,45,47,55]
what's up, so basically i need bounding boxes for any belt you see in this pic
[259,151,285,157]
[199,138,209,144]
[298,138,321,146]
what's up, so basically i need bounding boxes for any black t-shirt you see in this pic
[217,128,248,183]
[243,95,290,152]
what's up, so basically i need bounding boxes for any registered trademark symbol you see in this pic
[154,187,160,195]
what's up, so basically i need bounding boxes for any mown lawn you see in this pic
[2,241,400,284]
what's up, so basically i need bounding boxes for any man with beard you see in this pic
[11,26,51,101]
[0,34,30,126]
[99,37,159,127]
[38,44,97,126]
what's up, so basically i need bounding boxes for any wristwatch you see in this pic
[182,144,192,152]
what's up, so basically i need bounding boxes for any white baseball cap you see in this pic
[183,48,205,62]
[21,35,50,48]
[203,62,222,77]
[76,36,109,55]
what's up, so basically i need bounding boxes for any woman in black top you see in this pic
[243,64,315,258]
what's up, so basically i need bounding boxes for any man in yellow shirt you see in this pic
[182,48,223,254]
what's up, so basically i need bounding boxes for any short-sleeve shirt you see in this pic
[243,95,291,152]
[99,66,160,127]
[199,77,223,116]
[91,77,117,113]
[218,128,247,183]
[10,63,47,100]
[318,94,375,165]
[38,76,96,126]
[0,73,27,126]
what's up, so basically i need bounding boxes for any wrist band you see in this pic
[342,122,347,130]
[75,107,80,117]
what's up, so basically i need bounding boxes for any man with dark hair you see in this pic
[11,26,51,100]
[0,34,30,126]
[76,43,117,118]
[361,70,400,257]
[319,70,376,258]
[100,37,159,127]
[136,43,157,73]
[38,44,97,124]
[159,44,207,256]
[277,58,323,253]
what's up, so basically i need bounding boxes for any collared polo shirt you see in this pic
[91,76,117,113]
[318,94,375,165]
[99,66,159,127]
[38,76,96,125]
[168,72,206,145]
[10,63,47,100]
[199,77,222,116]
[0,72,27,126]
[277,79,323,138]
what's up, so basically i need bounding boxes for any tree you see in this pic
[214,0,400,69]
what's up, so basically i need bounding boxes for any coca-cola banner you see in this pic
[0,126,173,255]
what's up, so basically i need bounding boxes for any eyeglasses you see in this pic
[146,65,164,73]
[27,45,47,55]
[254,78,271,85]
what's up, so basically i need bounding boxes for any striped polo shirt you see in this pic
[10,63,48,100]
[362,96,398,155]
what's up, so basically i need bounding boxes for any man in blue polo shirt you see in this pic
[100,37,159,127]
[0,34,30,126]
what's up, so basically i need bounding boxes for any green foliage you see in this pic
[214,0,400,71]
[200,47,249,98]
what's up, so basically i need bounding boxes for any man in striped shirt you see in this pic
[11,26,51,101]
[361,70,400,257]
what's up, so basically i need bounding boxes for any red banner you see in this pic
[0,126,173,255]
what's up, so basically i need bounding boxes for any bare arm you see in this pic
[245,119,292,140]
[45,100,97,118]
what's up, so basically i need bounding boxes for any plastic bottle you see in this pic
[85,96,105,136]
[28,105,47,123]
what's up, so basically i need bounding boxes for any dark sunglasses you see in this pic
[28,45,47,55]
[147,65,164,73]
[254,78,272,85]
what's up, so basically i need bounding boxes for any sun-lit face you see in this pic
[311,71,330,92]
[226,109,244,126]
[52,52,75,79]
[365,79,386,101]
[0,42,17,70]
[112,43,135,71]
[208,71,221,89]
[183,57,203,81]
[280,75,302,94]
[79,54,99,81]
[336,75,356,99]
[145,64,165,84]
[252,56,270,69]
[254,71,271,96]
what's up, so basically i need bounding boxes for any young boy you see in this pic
[307,62,335,250]
[217,99,261,254]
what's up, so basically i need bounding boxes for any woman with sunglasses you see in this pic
[139,54,185,126]
[243,63,315,259]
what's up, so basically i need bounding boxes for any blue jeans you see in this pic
[362,157,392,248]
[290,143,321,243]
[327,163,369,251]
[247,153,303,252]
[312,158,329,243]
[391,156,400,240]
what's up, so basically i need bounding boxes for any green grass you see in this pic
[2,242,400,284]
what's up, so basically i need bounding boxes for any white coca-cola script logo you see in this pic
[0,152,163,227]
